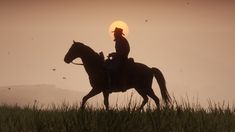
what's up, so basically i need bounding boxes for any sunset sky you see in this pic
[0,0,235,106]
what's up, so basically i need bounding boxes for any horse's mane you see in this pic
[78,42,102,62]
[80,43,98,55]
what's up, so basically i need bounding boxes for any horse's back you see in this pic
[125,60,153,80]
[133,62,151,72]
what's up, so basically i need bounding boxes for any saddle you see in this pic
[101,53,134,91]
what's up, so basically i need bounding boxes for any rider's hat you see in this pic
[112,27,125,35]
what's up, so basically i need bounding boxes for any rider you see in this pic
[106,27,130,89]
[108,27,130,70]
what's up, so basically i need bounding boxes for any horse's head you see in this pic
[64,41,83,64]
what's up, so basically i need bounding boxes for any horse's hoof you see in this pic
[80,106,85,110]
[136,107,143,112]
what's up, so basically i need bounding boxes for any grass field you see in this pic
[0,100,235,132]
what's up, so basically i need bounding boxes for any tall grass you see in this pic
[0,100,234,132]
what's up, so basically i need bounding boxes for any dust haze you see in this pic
[0,0,235,107]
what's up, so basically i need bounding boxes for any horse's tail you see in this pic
[152,67,171,104]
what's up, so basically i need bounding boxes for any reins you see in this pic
[71,61,84,65]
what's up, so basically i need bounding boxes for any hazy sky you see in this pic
[0,0,235,105]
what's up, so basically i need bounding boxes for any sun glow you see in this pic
[109,20,129,37]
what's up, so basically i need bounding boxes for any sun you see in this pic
[109,20,129,37]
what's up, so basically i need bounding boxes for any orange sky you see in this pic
[0,0,235,106]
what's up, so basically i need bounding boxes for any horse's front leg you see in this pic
[81,88,101,109]
[103,91,109,110]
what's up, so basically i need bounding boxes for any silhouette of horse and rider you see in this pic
[64,27,171,110]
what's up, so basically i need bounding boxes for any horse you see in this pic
[64,41,171,110]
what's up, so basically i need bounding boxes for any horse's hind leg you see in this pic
[136,88,149,110]
[81,88,101,109]
[147,88,160,110]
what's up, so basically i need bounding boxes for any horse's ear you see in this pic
[73,40,75,44]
